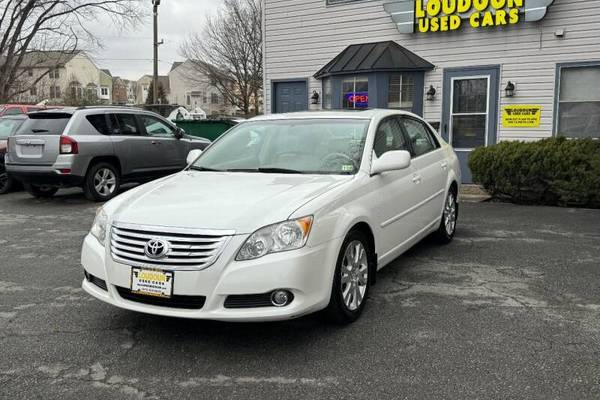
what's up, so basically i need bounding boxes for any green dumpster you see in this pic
[174,120,237,141]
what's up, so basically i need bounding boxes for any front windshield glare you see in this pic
[192,119,370,175]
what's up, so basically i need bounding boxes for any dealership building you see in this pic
[262,0,600,182]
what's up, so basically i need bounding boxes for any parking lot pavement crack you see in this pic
[30,362,155,400]
[479,284,533,308]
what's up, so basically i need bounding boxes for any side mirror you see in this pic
[371,150,411,175]
[174,128,184,139]
[186,149,203,165]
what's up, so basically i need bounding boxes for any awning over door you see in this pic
[314,41,434,79]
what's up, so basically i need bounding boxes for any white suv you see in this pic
[81,110,460,323]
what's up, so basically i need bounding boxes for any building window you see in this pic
[48,68,60,79]
[27,69,33,77]
[49,86,61,99]
[30,87,37,96]
[323,78,332,109]
[342,77,368,109]
[388,74,415,111]
[557,65,600,138]
[211,93,219,104]
[101,87,109,96]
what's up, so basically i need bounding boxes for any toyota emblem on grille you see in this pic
[144,238,169,259]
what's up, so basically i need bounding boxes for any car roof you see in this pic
[249,109,416,121]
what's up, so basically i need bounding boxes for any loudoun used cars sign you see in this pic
[384,0,555,33]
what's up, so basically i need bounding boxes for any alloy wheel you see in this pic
[444,192,457,236]
[93,168,117,197]
[340,240,369,311]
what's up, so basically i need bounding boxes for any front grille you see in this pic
[224,292,294,309]
[84,271,107,291]
[110,223,233,270]
[116,287,206,309]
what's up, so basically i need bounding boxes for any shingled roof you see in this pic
[314,41,434,79]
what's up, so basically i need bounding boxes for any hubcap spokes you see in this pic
[341,240,368,311]
[94,169,116,196]
[444,194,457,235]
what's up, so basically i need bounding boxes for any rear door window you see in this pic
[112,114,140,136]
[16,113,71,135]
[86,114,111,135]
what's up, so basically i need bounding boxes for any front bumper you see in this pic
[81,232,342,322]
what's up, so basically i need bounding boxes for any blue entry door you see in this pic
[441,66,500,183]
[273,81,308,113]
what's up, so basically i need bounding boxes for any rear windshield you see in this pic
[16,113,71,136]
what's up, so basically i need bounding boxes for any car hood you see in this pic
[111,171,352,234]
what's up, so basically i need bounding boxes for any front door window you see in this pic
[342,77,369,109]
[450,77,489,149]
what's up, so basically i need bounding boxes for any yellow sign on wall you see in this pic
[502,105,542,128]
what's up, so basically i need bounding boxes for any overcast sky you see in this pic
[87,0,221,81]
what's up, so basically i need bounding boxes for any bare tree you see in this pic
[0,0,144,103]
[180,0,263,117]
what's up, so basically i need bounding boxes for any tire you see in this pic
[433,187,459,244]
[324,230,372,324]
[0,170,13,194]
[83,162,121,202]
[24,183,58,198]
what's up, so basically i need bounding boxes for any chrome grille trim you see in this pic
[110,222,235,271]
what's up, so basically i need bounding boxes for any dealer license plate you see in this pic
[131,268,173,298]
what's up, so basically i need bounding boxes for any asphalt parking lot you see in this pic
[1,189,599,399]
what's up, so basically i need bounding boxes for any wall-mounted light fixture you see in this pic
[426,85,436,101]
[505,81,516,97]
[311,90,320,105]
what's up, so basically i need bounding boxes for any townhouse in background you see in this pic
[262,0,600,182]
[112,77,138,105]
[168,60,238,116]
[13,51,112,105]
[136,74,170,104]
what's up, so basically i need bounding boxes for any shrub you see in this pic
[469,137,600,208]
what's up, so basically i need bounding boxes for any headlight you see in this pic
[236,216,313,261]
[90,208,108,246]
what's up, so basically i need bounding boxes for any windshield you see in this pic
[192,119,370,175]
[16,114,71,135]
[0,119,25,139]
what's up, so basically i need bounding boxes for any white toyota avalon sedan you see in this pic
[81,110,460,323]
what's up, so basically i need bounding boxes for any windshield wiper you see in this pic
[226,167,304,174]
[189,166,223,172]
[258,167,304,174]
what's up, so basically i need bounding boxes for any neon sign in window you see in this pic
[342,77,369,109]
[345,92,369,108]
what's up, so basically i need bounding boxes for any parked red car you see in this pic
[0,104,46,116]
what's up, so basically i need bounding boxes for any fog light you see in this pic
[270,290,292,307]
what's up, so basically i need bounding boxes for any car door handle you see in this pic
[412,175,422,184]
[151,140,162,145]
